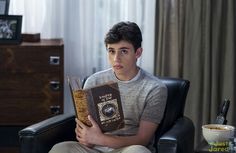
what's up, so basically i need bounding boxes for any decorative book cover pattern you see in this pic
[68,77,124,132]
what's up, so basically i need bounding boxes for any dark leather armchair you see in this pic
[19,77,194,153]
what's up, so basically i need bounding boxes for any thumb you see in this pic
[88,115,98,127]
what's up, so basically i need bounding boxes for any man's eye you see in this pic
[108,50,115,54]
[121,49,128,54]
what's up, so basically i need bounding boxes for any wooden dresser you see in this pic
[0,39,64,126]
[0,39,64,153]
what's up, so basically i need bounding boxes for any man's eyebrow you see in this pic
[119,47,129,49]
[107,47,129,50]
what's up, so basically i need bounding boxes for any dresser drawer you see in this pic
[0,39,64,126]
[0,73,63,125]
[0,47,63,73]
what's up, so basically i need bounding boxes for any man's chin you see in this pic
[112,69,125,76]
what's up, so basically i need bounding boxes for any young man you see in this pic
[49,21,167,153]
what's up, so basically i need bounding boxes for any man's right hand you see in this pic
[75,116,102,148]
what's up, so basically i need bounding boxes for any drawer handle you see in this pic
[50,56,60,65]
[50,81,60,91]
[50,105,61,115]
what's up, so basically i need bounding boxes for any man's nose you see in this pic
[114,52,121,61]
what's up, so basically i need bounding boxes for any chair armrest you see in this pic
[158,117,195,153]
[19,113,76,153]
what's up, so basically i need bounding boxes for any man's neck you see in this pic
[115,67,140,81]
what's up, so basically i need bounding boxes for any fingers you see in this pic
[75,127,93,148]
[76,116,98,128]
[75,126,81,135]
[75,118,85,141]
[75,134,80,141]
[75,118,87,129]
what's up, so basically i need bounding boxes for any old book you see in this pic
[68,77,124,132]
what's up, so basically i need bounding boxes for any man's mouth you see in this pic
[113,65,123,69]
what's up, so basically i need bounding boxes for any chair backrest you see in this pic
[155,77,190,140]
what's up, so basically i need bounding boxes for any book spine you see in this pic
[73,90,92,126]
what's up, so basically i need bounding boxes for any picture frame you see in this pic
[0,15,22,44]
[0,0,10,15]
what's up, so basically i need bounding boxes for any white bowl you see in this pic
[202,124,235,145]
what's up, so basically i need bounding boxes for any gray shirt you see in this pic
[84,68,167,152]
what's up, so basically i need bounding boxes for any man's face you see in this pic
[106,40,142,80]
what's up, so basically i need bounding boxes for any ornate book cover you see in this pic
[68,77,124,132]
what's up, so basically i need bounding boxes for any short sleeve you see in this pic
[141,85,167,124]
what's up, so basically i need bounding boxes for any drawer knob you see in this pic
[50,56,60,65]
[50,81,60,91]
[50,105,61,115]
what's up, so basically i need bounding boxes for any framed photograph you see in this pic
[0,15,22,44]
[0,0,10,15]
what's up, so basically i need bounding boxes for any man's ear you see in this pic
[135,47,143,58]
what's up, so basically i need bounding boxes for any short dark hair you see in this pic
[104,21,142,51]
